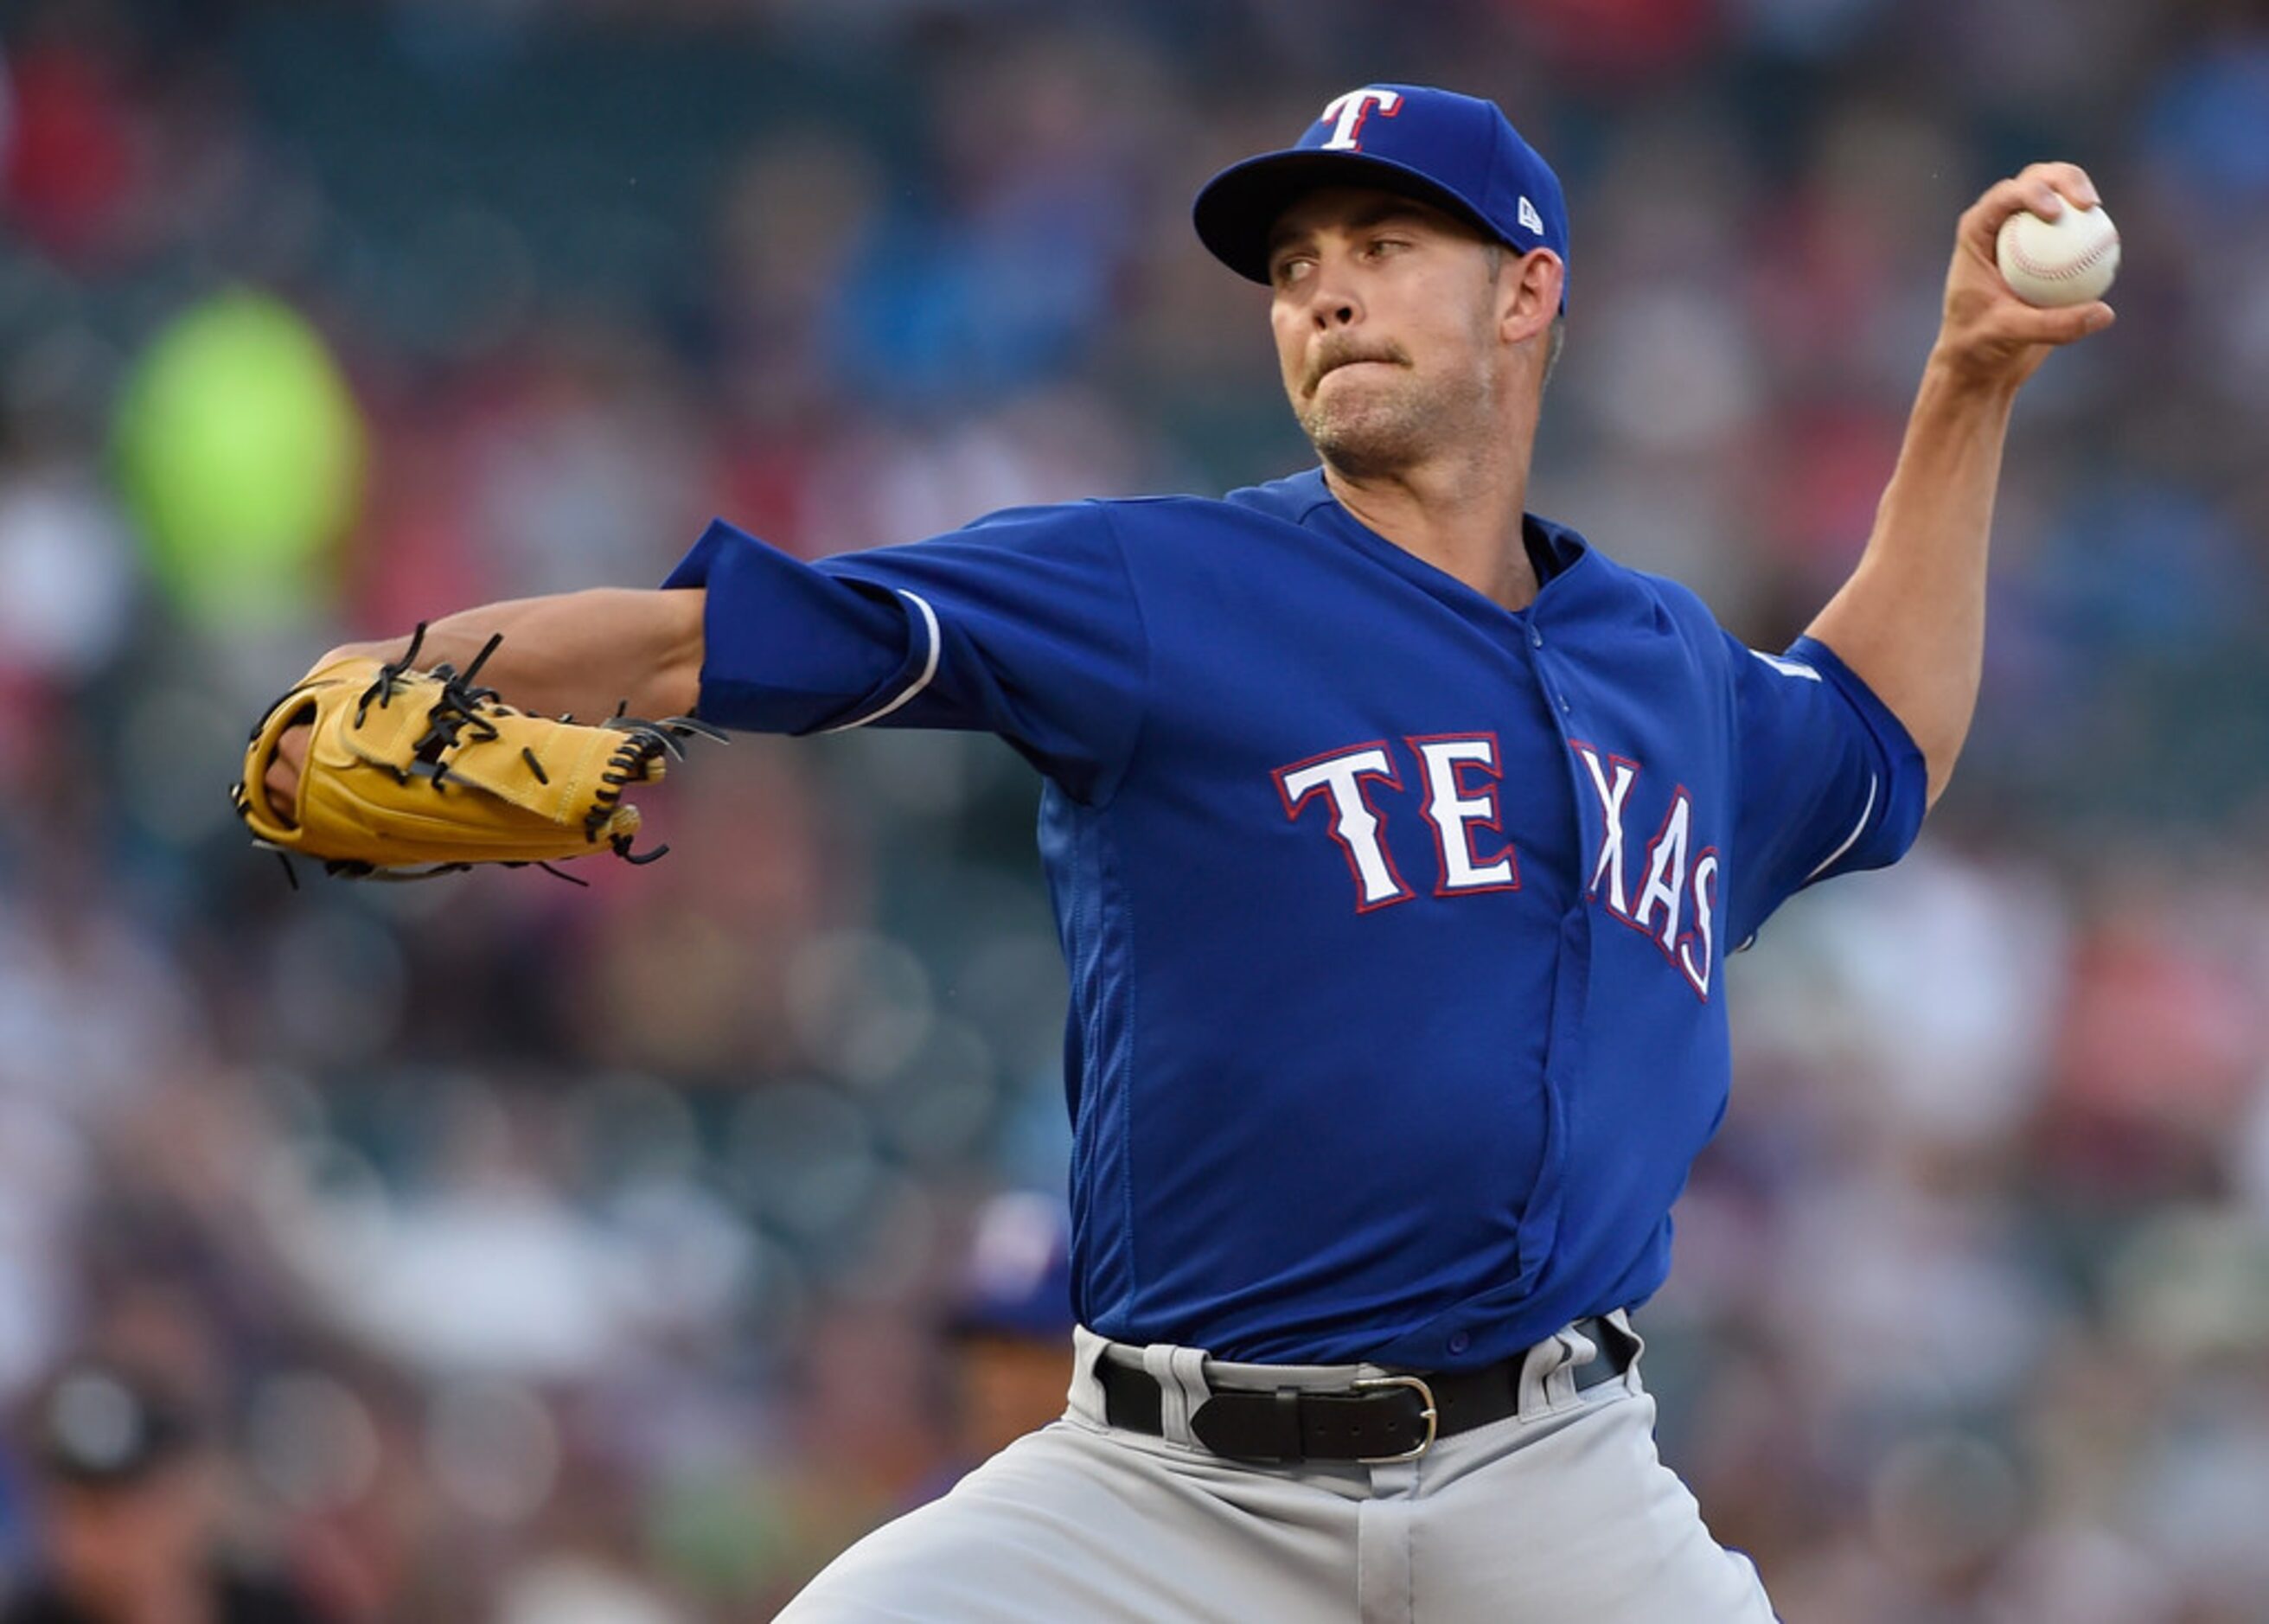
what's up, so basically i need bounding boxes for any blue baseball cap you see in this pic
[945,1192,1075,1342]
[1193,85,1570,309]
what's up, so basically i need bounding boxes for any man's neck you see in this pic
[1320,452,1540,612]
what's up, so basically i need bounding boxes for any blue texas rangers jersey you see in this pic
[663,468,1926,1372]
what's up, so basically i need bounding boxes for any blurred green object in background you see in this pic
[112,289,364,629]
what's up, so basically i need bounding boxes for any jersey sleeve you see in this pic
[661,502,1147,804]
[1725,631,1927,947]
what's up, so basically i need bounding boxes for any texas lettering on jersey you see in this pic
[1273,735,1719,1000]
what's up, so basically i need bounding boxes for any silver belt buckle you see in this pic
[1351,1373,1438,1463]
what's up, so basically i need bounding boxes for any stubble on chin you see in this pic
[1299,365,1492,482]
[1300,387,1433,481]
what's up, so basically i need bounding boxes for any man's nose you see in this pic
[1304,258,1362,329]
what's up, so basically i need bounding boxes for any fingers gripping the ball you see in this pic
[1940,163,2116,380]
[1960,163,2101,277]
[1963,163,2101,243]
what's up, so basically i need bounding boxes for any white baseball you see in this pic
[1995,201,2119,308]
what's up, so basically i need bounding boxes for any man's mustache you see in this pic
[1304,342,1410,394]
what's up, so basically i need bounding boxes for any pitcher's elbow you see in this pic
[650,587,708,719]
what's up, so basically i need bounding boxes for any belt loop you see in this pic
[1517,1323,1588,1417]
[1604,1308,1646,1387]
[1270,1386,1302,1462]
[1141,1343,1211,1449]
[1550,1322,1597,1412]
[1069,1325,1114,1428]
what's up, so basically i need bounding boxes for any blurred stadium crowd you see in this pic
[0,0,2266,1619]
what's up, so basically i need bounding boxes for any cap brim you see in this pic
[1192,150,1505,284]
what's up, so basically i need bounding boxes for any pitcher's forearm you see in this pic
[329,587,707,723]
[1805,360,2017,803]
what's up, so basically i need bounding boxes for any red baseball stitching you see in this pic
[2004,220,2120,281]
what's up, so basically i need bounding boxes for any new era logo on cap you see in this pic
[1192,84,1572,311]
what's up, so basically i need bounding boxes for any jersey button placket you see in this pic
[1525,623,1571,714]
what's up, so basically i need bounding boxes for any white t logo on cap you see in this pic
[1319,87,1403,152]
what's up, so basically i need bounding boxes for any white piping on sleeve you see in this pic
[818,590,942,733]
[1804,775,1877,883]
[1748,648,1823,682]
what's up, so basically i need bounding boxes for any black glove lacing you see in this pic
[400,632,508,789]
[353,622,431,727]
[585,707,727,863]
[261,624,725,883]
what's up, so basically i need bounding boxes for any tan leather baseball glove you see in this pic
[230,629,718,880]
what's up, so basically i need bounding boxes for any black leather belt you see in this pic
[1096,1316,1632,1465]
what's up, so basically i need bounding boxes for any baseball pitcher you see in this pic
[242,85,2112,1621]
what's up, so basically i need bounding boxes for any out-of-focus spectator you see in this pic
[934,1192,1076,1480]
[0,11,144,268]
[2,1361,334,1624]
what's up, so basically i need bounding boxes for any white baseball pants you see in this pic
[777,1318,1778,1622]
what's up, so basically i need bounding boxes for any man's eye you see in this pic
[1275,259,1314,285]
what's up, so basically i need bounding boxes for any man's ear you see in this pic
[1499,249,1563,342]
